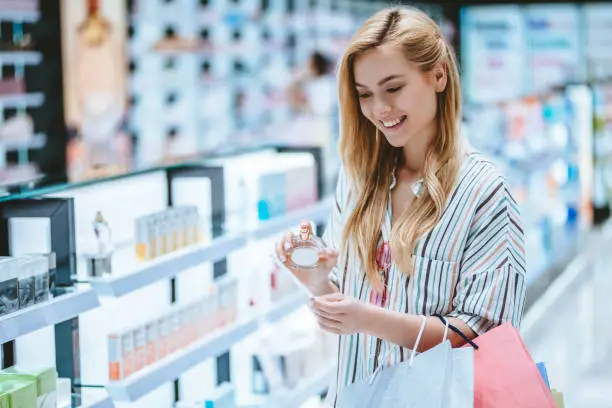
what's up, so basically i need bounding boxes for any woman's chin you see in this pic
[383,132,409,148]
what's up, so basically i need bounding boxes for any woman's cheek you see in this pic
[360,104,373,122]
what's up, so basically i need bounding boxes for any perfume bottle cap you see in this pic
[298,221,312,241]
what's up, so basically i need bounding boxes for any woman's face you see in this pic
[353,43,446,148]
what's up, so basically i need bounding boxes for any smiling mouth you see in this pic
[380,115,407,130]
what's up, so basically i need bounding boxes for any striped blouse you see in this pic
[322,150,527,404]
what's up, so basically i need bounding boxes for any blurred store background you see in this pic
[0,0,608,407]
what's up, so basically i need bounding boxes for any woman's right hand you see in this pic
[274,232,339,294]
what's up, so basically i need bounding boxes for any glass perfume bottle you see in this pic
[86,211,113,277]
[286,221,327,269]
[93,211,112,255]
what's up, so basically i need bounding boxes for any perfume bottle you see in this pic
[285,221,327,269]
[93,211,112,254]
[85,211,113,277]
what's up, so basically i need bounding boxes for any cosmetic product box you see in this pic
[0,377,36,408]
[0,257,19,316]
[0,366,57,408]
[108,330,135,381]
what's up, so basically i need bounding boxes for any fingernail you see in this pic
[280,255,286,262]
[284,242,292,250]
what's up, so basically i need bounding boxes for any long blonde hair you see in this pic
[338,7,462,290]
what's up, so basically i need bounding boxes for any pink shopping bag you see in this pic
[465,324,556,408]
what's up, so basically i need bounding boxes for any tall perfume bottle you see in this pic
[85,211,113,277]
[285,221,326,269]
[93,211,112,254]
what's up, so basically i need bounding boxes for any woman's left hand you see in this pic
[311,292,371,335]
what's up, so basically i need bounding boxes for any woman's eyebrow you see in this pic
[355,74,404,88]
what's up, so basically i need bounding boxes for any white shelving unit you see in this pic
[89,234,247,297]
[86,197,331,298]
[264,291,309,324]
[106,318,259,402]
[60,390,115,408]
[266,365,334,408]
[81,396,114,408]
[104,288,310,403]
[0,51,42,65]
[0,93,44,108]
[0,288,100,344]
[1,133,46,150]
[0,10,40,23]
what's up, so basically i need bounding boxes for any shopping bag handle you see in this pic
[433,314,479,350]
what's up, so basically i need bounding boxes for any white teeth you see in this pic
[382,117,403,128]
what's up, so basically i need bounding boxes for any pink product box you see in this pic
[0,0,38,11]
[204,295,217,335]
[133,326,147,372]
[0,78,25,95]
[146,321,158,366]
[157,316,170,360]
[170,312,182,352]
[285,166,318,212]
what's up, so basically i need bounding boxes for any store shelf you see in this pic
[0,51,42,65]
[264,291,309,324]
[0,10,40,22]
[60,390,115,408]
[0,289,100,344]
[1,133,46,150]
[267,365,333,408]
[0,93,44,108]
[80,396,114,408]
[250,197,332,240]
[106,318,259,402]
[88,234,246,297]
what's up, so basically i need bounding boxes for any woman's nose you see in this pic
[373,98,391,118]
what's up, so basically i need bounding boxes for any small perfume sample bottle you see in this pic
[93,211,112,255]
[85,211,113,277]
[285,221,326,269]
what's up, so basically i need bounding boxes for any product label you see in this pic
[157,318,168,359]
[108,334,122,381]
[134,328,146,371]
[34,271,50,303]
[0,277,19,316]
[121,332,135,378]
[19,276,36,308]
[171,313,181,352]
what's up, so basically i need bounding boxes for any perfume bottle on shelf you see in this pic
[84,211,113,277]
[285,221,326,269]
[93,211,112,254]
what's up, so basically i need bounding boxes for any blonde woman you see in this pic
[276,6,526,405]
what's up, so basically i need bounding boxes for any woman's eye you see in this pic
[358,93,371,99]
[387,86,403,94]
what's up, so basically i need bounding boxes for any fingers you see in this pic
[312,294,346,314]
[316,315,343,334]
[275,233,295,262]
[313,306,343,322]
[318,248,339,268]
[274,240,285,262]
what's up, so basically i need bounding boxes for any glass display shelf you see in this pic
[104,289,309,402]
[0,286,100,344]
[80,196,331,298]
[0,141,316,202]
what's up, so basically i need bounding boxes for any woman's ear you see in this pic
[434,63,447,93]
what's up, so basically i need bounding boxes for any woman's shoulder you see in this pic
[458,149,514,206]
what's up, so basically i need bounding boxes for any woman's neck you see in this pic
[400,122,436,175]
